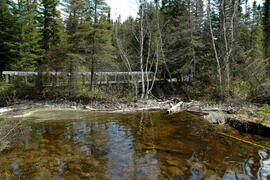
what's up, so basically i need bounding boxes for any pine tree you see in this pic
[10,0,43,71]
[161,0,202,80]
[250,1,264,58]
[84,0,113,90]
[264,0,270,57]
[63,0,89,95]
[64,0,113,92]
[39,0,61,50]
[0,0,17,72]
[37,0,62,89]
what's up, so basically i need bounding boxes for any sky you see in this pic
[106,0,139,21]
[106,0,264,21]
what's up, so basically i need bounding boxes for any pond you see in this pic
[0,109,270,179]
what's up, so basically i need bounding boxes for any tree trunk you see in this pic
[90,29,96,90]
[139,1,145,99]
[264,0,270,57]
[36,61,44,93]
[207,0,222,88]
[90,57,95,91]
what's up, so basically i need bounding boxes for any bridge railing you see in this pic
[2,71,154,85]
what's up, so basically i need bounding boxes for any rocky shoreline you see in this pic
[165,100,270,137]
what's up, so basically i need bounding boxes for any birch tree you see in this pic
[207,0,238,90]
[207,0,222,87]
[139,0,146,99]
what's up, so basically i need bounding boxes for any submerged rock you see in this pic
[203,111,227,124]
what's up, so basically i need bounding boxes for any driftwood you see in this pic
[167,101,184,114]
[167,101,233,115]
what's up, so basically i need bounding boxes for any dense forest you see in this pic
[0,0,270,103]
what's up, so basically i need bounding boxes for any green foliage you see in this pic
[39,0,61,50]
[263,0,270,57]
[1,0,270,102]
[76,86,106,99]
[231,80,251,98]
[0,86,15,106]
[0,0,18,72]
[256,104,270,121]
[75,85,136,101]
[0,78,36,105]
[0,82,25,106]
[9,0,44,70]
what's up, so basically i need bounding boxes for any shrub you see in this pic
[256,104,270,121]
[76,86,106,99]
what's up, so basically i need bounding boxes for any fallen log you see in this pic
[167,101,234,115]
[226,115,270,137]
[167,101,184,114]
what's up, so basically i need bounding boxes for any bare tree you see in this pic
[114,18,138,97]
[145,0,161,99]
[207,0,222,87]
[207,0,238,90]
[221,0,238,88]
[139,0,146,99]
[115,0,163,100]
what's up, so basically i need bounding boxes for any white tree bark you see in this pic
[139,0,146,99]
[221,0,238,89]
[207,0,222,87]
[145,0,161,99]
[145,23,152,100]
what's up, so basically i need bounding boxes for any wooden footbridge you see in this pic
[2,71,178,86]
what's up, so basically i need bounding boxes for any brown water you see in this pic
[0,109,270,179]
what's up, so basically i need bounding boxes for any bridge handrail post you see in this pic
[5,74,9,83]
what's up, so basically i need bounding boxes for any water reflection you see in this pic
[0,110,269,179]
[258,150,270,179]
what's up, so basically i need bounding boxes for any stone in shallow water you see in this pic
[167,166,184,176]
[203,170,218,179]
[166,159,180,166]
[64,175,80,180]
[40,138,50,144]
[33,167,51,180]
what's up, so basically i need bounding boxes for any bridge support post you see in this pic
[24,76,28,83]
[106,76,108,85]
[82,75,85,86]
[5,75,9,83]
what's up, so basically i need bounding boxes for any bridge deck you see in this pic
[2,71,179,85]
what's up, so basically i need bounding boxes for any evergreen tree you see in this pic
[10,0,43,70]
[37,0,62,89]
[264,0,270,57]
[63,0,89,94]
[64,0,114,92]
[0,0,17,72]
[39,0,61,51]
[161,0,205,80]
[88,0,112,90]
